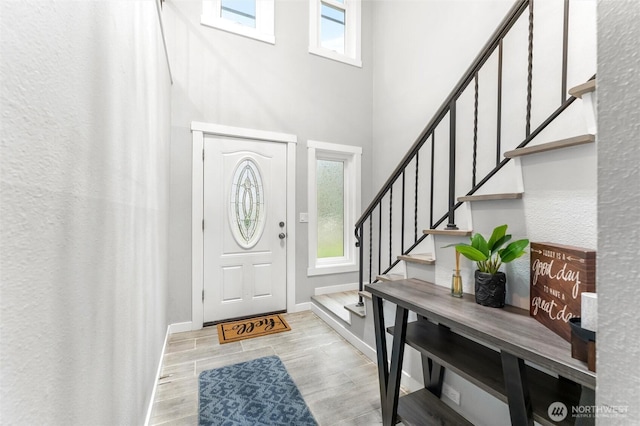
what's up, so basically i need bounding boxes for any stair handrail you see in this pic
[352,0,599,304]
[356,0,528,230]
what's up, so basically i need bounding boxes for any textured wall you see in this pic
[0,1,171,424]
[164,0,374,322]
[597,0,640,421]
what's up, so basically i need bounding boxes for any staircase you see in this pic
[311,0,596,422]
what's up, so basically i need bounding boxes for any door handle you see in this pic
[279,233,286,240]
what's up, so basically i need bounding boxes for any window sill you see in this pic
[201,16,275,45]
[308,46,362,68]
[307,263,358,277]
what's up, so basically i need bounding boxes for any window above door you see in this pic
[202,0,275,44]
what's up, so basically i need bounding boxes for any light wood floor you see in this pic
[150,311,383,425]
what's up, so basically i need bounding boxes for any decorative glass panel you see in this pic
[320,2,345,54]
[230,158,265,248]
[221,0,256,28]
[317,159,344,258]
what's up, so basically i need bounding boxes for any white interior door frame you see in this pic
[191,121,297,330]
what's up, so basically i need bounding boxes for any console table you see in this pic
[365,279,596,426]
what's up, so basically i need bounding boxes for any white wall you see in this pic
[0,1,172,424]
[371,0,513,189]
[597,0,640,421]
[164,0,373,323]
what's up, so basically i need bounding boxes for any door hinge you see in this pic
[202,219,204,231]
[202,149,205,161]
[202,289,204,302]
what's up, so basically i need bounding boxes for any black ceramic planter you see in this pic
[474,271,506,308]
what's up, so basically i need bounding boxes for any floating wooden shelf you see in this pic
[569,80,596,99]
[504,134,595,158]
[458,192,523,202]
[422,229,472,236]
[398,253,435,265]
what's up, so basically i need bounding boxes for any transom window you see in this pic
[221,0,256,28]
[202,0,275,44]
[307,141,362,276]
[309,0,361,67]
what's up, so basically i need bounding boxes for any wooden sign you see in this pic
[529,242,596,342]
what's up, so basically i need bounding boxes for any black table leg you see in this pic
[501,351,534,426]
[372,295,389,415]
[382,305,408,426]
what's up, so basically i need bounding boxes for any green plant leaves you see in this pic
[470,233,490,258]
[499,238,530,263]
[487,224,507,250]
[454,244,488,261]
[442,224,529,273]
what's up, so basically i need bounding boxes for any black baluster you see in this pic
[497,39,503,166]
[430,133,435,228]
[378,202,382,277]
[401,171,405,254]
[389,187,393,268]
[526,0,534,137]
[473,73,479,188]
[357,224,364,306]
[414,151,419,243]
[447,102,458,230]
[561,0,569,104]
[369,217,372,285]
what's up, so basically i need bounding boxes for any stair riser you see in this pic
[405,262,435,284]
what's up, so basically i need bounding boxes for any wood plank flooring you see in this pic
[150,311,382,425]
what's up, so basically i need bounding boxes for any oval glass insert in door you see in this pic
[229,157,266,249]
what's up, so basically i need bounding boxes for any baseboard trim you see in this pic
[169,321,192,334]
[314,282,359,296]
[292,302,311,312]
[144,325,170,426]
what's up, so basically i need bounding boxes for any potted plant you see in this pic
[449,224,529,307]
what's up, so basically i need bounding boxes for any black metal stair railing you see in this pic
[355,0,590,303]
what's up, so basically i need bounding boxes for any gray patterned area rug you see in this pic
[198,355,317,426]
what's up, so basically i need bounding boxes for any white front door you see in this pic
[203,136,288,323]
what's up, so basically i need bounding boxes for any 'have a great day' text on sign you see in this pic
[530,242,596,342]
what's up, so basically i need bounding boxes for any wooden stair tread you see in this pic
[376,273,404,282]
[504,134,595,158]
[344,303,366,318]
[422,229,472,236]
[311,293,352,324]
[458,192,523,202]
[398,253,435,265]
[569,79,596,99]
[358,290,372,300]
